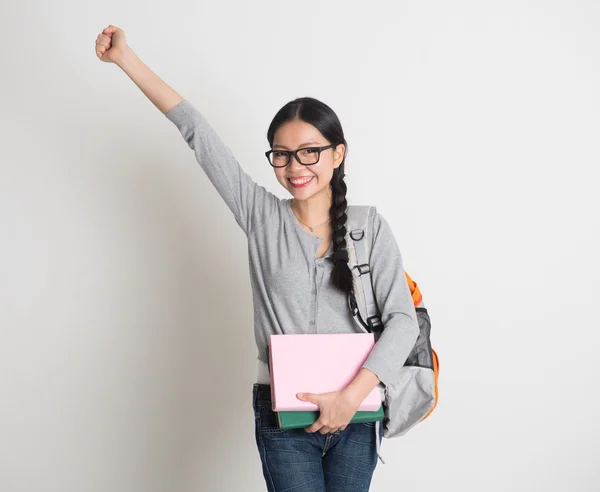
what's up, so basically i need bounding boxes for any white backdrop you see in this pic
[1,1,599,491]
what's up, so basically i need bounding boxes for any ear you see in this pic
[334,143,345,167]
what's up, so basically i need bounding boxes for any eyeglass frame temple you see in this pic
[264,144,336,168]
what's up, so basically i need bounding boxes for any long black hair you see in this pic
[266,97,353,296]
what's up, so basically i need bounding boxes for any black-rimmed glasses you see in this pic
[265,144,336,168]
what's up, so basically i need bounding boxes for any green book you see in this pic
[266,346,384,430]
[277,405,384,430]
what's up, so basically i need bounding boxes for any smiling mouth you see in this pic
[288,177,314,186]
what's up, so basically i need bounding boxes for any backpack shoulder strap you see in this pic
[345,205,382,332]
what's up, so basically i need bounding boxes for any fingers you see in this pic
[306,418,334,434]
[96,34,111,46]
[95,33,110,56]
[305,421,346,434]
[305,421,321,433]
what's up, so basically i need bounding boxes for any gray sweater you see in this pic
[165,100,419,388]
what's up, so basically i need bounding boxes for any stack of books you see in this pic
[267,333,384,430]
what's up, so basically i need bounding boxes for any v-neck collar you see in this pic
[285,199,333,259]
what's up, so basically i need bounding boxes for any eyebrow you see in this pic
[273,140,323,150]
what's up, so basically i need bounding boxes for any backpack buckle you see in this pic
[367,315,383,330]
[352,264,370,276]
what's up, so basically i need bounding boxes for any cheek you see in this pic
[315,165,335,183]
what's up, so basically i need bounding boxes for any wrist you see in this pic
[344,368,380,405]
[341,386,363,408]
[114,46,136,68]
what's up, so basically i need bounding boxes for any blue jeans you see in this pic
[252,383,382,492]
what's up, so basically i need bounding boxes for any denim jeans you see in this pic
[252,383,382,492]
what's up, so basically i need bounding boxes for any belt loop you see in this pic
[252,383,258,410]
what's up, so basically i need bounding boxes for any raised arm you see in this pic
[96,26,183,114]
[95,25,280,235]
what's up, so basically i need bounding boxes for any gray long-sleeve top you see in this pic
[165,100,419,388]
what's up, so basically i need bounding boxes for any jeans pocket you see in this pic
[257,404,286,434]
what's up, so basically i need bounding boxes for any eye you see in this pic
[301,148,318,154]
[274,151,288,157]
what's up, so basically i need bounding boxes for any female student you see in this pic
[95,24,419,492]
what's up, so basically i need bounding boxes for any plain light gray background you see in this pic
[1,1,599,491]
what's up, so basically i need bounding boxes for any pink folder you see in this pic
[269,333,381,412]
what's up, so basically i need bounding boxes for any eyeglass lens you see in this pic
[270,148,320,167]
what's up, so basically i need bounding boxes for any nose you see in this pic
[289,153,304,171]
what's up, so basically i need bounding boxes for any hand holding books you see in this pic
[296,387,363,433]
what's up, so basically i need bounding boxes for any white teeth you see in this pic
[290,177,313,184]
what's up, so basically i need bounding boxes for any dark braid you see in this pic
[329,163,353,295]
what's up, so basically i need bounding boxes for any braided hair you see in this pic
[266,97,354,296]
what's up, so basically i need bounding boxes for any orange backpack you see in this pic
[404,271,439,422]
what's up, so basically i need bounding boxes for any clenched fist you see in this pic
[95,25,128,64]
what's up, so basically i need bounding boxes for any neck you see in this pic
[292,188,333,226]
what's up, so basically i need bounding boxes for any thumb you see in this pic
[297,392,319,404]
[103,25,120,37]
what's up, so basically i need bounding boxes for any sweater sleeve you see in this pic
[361,209,420,387]
[165,99,280,236]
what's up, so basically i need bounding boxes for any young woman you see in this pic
[95,25,420,492]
